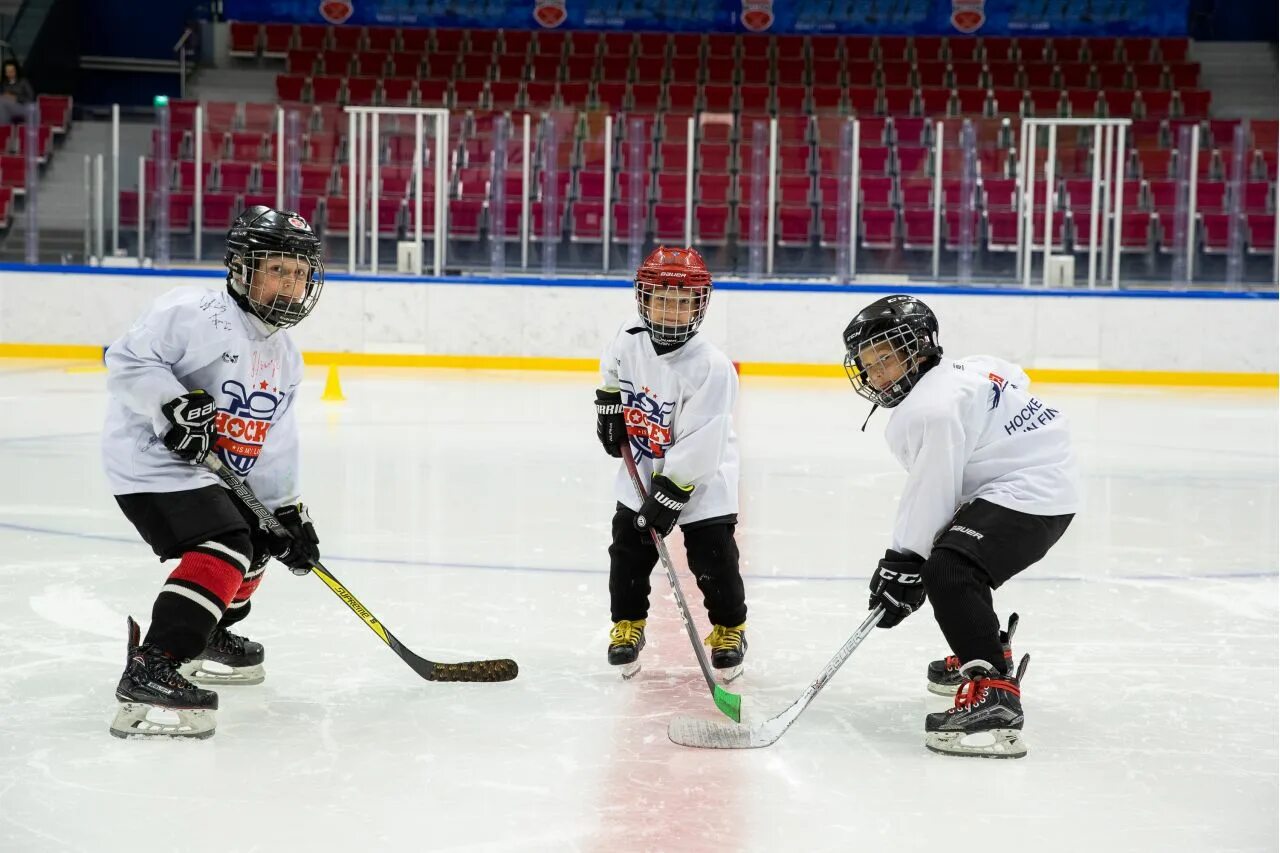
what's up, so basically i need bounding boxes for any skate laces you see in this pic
[138,646,200,691]
[952,671,1019,713]
[207,628,247,656]
[944,655,961,672]
[609,620,645,647]
[704,623,745,651]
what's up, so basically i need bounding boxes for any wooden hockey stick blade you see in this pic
[667,607,883,748]
[310,565,519,683]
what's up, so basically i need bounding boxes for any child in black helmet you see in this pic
[843,294,1079,759]
[103,206,325,740]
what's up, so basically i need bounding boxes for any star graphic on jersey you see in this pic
[258,380,269,390]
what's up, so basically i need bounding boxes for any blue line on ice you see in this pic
[0,521,1274,584]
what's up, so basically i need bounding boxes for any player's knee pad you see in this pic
[682,523,739,576]
[923,546,989,597]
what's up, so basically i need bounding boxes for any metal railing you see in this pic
[70,103,1279,290]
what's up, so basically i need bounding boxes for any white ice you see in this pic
[1,362,1276,853]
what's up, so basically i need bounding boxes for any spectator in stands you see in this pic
[0,59,34,125]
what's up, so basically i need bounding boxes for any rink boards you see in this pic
[1,266,1275,385]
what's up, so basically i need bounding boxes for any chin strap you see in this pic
[860,403,879,432]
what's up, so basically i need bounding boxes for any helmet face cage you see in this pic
[843,322,927,408]
[635,279,711,345]
[231,249,324,329]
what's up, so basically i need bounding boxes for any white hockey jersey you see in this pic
[102,286,304,511]
[883,355,1080,558]
[600,319,739,524]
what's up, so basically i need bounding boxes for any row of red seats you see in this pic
[282,47,1200,92]
[119,191,320,233]
[888,209,1278,256]
[272,72,1213,119]
[231,22,1188,65]
[256,195,1269,257]
[114,185,1274,260]
[152,129,343,165]
[0,94,74,193]
[142,158,345,196]
[159,100,1278,160]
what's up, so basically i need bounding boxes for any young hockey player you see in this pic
[842,294,1078,758]
[103,206,324,739]
[594,246,748,681]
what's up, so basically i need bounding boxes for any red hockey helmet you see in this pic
[634,246,713,345]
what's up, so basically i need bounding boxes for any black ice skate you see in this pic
[110,616,218,740]
[705,623,747,683]
[608,619,646,679]
[181,626,266,686]
[925,655,1029,759]
[927,612,1018,696]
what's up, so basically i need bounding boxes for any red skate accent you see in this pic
[952,674,1020,711]
[170,551,243,606]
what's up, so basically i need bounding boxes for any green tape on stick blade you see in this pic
[713,685,742,723]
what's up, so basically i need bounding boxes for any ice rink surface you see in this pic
[1,361,1276,853]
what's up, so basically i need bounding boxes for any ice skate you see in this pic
[925,655,1029,759]
[705,622,747,683]
[110,617,218,740]
[181,626,265,686]
[608,619,646,679]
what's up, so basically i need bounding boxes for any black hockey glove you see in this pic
[269,503,320,575]
[868,549,926,629]
[633,474,694,538]
[595,389,626,458]
[161,390,218,463]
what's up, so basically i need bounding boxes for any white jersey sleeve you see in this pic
[105,300,210,438]
[599,326,622,392]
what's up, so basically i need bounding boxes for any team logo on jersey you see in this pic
[620,380,675,459]
[988,372,1007,411]
[214,379,284,475]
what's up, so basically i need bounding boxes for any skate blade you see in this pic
[925,728,1026,759]
[927,681,960,697]
[109,702,216,740]
[715,664,744,684]
[180,659,265,686]
[617,661,642,680]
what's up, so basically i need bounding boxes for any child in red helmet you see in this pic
[594,246,748,680]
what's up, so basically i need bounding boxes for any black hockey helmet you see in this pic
[225,205,324,329]
[842,294,942,408]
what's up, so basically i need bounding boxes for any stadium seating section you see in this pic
[124,25,1277,260]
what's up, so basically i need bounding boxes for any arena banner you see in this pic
[225,0,1188,36]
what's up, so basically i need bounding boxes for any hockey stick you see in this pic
[621,446,742,723]
[204,455,518,683]
[666,605,884,748]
